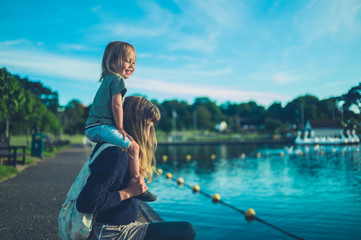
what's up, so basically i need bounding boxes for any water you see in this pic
[147,144,361,240]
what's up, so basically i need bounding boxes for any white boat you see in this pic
[295,129,359,145]
[296,120,360,145]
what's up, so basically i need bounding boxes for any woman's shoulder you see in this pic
[92,145,128,169]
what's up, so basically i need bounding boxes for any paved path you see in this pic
[0,144,149,240]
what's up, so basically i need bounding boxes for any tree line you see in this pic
[1,67,360,138]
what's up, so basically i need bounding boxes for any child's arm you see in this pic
[112,92,127,141]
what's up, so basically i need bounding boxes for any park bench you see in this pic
[44,135,54,152]
[0,137,26,167]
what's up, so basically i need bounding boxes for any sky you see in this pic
[1,0,361,107]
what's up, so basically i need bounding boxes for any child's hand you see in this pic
[119,128,128,141]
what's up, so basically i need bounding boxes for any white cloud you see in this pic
[0,39,44,47]
[58,44,90,51]
[0,48,99,81]
[129,77,289,106]
[272,72,297,85]
[168,33,219,53]
[91,5,101,12]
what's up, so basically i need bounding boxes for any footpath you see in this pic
[0,144,158,240]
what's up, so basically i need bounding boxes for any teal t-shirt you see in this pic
[86,75,127,126]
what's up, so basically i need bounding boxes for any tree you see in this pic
[340,82,361,113]
[247,101,266,125]
[62,99,86,134]
[18,76,59,113]
[265,118,280,133]
[160,100,192,132]
[317,97,338,120]
[0,68,26,137]
[194,97,224,128]
[283,94,319,128]
[195,106,212,129]
[267,102,283,121]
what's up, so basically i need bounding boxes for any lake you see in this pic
[148,143,361,240]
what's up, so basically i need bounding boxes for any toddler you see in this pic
[85,41,156,202]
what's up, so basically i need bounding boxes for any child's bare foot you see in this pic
[134,190,157,202]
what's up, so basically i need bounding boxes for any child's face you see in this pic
[120,52,136,79]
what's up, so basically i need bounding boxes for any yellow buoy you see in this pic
[257,152,261,158]
[299,151,303,156]
[245,208,256,218]
[212,193,221,203]
[241,153,246,159]
[166,172,172,179]
[192,184,200,193]
[211,154,216,160]
[245,208,256,222]
[177,177,184,185]
[186,154,192,161]
[280,152,284,157]
[162,155,168,162]
[157,168,163,175]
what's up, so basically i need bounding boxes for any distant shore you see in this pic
[158,138,294,146]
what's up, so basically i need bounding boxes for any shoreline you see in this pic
[158,138,294,146]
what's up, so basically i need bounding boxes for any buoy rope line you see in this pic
[163,172,304,240]
[157,147,356,162]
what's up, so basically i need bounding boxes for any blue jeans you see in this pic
[85,125,131,149]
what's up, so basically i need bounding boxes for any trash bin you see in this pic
[31,132,45,158]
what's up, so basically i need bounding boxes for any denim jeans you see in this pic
[85,125,131,149]
[88,222,149,240]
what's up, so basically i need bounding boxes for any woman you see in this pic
[76,96,196,240]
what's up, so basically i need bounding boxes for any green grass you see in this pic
[10,134,86,146]
[0,165,19,182]
[1,133,83,181]
[61,134,85,144]
[155,130,270,142]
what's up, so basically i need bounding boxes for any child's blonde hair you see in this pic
[100,41,136,81]
[123,96,161,182]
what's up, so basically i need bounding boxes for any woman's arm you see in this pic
[76,149,127,213]
[76,148,147,213]
[118,175,147,200]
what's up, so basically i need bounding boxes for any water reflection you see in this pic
[151,144,361,240]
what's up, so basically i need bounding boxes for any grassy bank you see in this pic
[1,134,86,182]
[155,130,273,143]
[0,165,19,182]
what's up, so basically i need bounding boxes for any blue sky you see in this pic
[1,0,360,107]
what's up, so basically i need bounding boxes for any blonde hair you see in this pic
[123,96,161,182]
[100,41,136,81]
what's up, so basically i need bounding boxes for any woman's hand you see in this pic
[127,176,148,196]
[118,176,147,200]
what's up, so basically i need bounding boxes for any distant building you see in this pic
[296,120,359,145]
[215,121,227,131]
[304,120,343,138]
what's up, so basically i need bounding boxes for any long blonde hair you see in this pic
[100,41,136,81]
[123,96,161,182]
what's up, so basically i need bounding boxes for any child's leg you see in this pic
[85,125,131,148]
[127,141,157,202]
[127,141,140,179]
